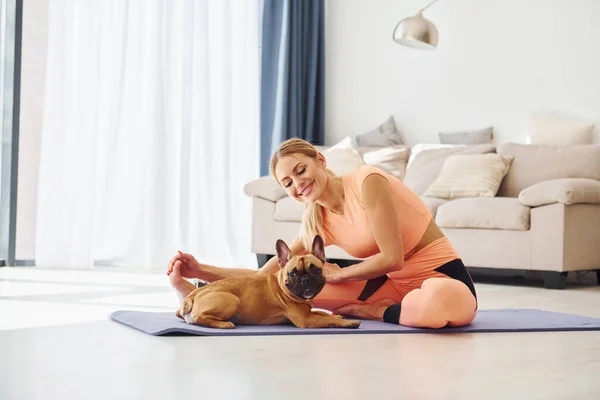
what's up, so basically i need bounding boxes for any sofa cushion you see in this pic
[402,144,497,196]
[497,143,600,198]
[518,178,600,207]
[529,113,595,145]
[361,146,410,180]
[438,126,494,145]
[274,197,305,222]
[320,137,365,175]
[406,143,465,169]
[355,115,404,147]
[317,140,410,180]
[244,176,287,202]
[436,198,530,231]
[420,197,448,218]
[423,154,513,199]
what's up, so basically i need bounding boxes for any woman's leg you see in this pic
[311,279,403,315]
[380,239,477,328]
[390,277,477,328]
[335,238,478,327]
[169,261,197,303]
[335,277,477,327]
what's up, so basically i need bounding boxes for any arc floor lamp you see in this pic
[392,0,441,50]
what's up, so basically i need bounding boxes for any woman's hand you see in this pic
[321,261,343,284]
[167,250,202,279]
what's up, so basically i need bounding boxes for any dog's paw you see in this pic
[207,321,235,329]
[344,320,361,329]
[220,322,235,329]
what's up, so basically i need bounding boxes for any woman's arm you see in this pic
[193,263,259,281]
[329,173,405,282]
[194,236,308,280]
[169,233,308,282]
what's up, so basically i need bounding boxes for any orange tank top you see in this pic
[321,165,432,259]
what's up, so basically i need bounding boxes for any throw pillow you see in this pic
[355,116,404,147]
[423,154,513,200]
[529,113,595,145]
[321,137,365,175]
[438,126,494,145]
[361,146,410,180]
[407,143,466,169]
[518,178,600,207]
[403,143,496,196]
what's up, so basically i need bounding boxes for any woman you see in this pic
[168,138,477,328]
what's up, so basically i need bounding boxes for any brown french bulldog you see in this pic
[176,235,360,329]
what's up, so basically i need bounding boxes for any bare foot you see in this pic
[169,261,197,301]
[332,299,396,321]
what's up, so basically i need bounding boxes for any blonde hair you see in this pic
[270,138,337,251]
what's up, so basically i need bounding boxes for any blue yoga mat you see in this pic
[110,309,600,336]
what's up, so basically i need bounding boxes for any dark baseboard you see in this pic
[3,259,35,267]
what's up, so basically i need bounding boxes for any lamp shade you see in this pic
[392,13,439,50]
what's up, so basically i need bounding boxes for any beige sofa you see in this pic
[244,142,600,289]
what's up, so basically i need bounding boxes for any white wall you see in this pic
[325,0,600,146]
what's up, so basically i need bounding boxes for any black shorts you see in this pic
[434,258,477,300]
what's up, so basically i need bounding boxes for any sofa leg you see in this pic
[542,272,568,289]
[256,254,273,269]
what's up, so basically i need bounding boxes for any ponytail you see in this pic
[299,167,335,251]
[301,203,324,251]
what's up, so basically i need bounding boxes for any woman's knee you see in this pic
[397,288,443,327]
[398,278,476,328]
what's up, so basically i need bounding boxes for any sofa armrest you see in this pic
[243,176,287,202]
[518,178,600,207]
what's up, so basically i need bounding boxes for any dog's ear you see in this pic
[276,239,291,267]
[311,235,326,263]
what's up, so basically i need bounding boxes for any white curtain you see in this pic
[36,0,260,269]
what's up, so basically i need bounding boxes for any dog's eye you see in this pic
[309,264,321,272]
[288,270,297,278]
